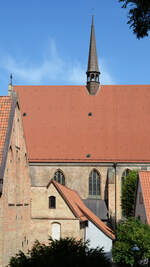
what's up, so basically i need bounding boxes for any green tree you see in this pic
[7,237,111,267]
[119,0,150,38]
[112,217,150,266]
[121,170,138,218]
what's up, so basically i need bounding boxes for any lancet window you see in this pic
[89,169,101,197]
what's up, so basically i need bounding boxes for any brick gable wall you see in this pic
[0,103,31,267]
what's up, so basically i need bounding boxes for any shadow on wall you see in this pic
[104,170,109,208]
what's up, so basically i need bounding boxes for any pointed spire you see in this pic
[86,16,100,95]
[87,16,99,73]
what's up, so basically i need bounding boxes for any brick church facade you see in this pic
[14,17,150,223]
[1,17,150,266]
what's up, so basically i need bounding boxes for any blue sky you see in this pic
[0,0,150,95]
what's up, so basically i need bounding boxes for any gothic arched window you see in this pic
[89,169,101,197]
[53,170,65,185]
[49,196,56,209]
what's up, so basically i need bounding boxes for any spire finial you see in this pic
[8,73,13,96]
[91,9,94,25]
[92,14,94,26]
[86,16,100,95]
[9,73,12,86]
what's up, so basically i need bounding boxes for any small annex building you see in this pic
[135,171,150,225]
[31,179,114,258]
[0,94,31,267]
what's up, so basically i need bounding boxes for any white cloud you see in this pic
[99,58,115,85]
[0,40,115,85]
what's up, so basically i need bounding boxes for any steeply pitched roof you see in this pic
[139,171,150,225]
[0,97,12,166]
[48,179,115,240]
[87,16,99,73]
[15,84,150,163]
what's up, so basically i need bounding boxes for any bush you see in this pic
[121,170,138,218]
[7,237,111,267]
[112,218,150,266]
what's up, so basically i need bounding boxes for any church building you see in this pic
[11,17,150,227]
[1,15,150,266]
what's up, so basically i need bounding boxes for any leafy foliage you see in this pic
[121,170,138,218]
[7,237,111,267]
[119,0,150,38]
[112,217,150,266]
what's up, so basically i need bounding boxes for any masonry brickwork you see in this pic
[30,164,150,224]
[0,103,31,267]
[30,183,84,245]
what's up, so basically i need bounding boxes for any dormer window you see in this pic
[49,196,56,209]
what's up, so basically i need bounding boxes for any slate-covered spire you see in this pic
[86,16,100,95]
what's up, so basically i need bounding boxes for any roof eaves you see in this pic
[0,92,17,195]
[78,206,115,240]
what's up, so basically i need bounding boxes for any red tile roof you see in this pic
[139,171,150,225]
[0,96,12,166]
[14,85,150,162]
[48,179,115,240]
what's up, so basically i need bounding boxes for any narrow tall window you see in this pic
[53,170,65,185]
[89,169,101,197]
[49,196,56,209]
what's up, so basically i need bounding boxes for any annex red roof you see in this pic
[14,85,150,163]
[139,171,150,225]
[48,179,115,240]
[0,96,11,166]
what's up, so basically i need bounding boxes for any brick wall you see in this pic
[30,165,108,200]
[30,183,83,245]
[30,164,150,224]
[0,104,31,267]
